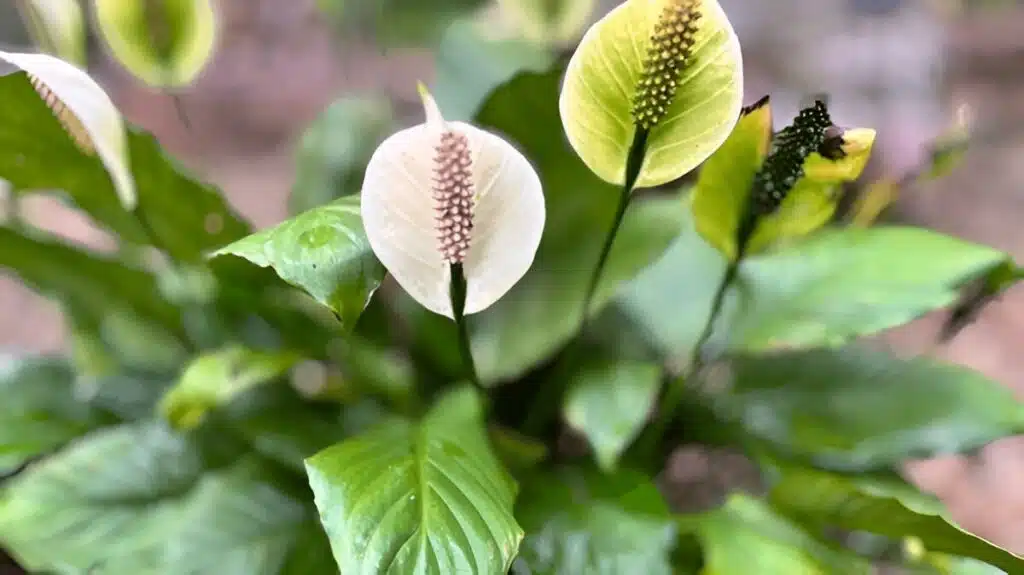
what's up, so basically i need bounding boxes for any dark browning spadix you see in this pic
[433,130,475,264]
[751,100,835,215]
[631,0,702,130]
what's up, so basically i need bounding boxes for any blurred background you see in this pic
[1,0,1023,555]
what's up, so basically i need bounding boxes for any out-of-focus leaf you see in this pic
[767,462,1024,573]
[707,348,1024,470]
[94,0,218,87]
[0,422,203,573]
[0,356,114,473]
[497,0,596,44]
[432,18,555,121]
[212,196,384,330]
[850,177,900,227]
[564,359,660,471]
[158,346,300,430]
[408,69,684,384]
[0,71,250,260]
[678,493,872,574]
[715,226,1009,353]
[164,459,328,575]
[305,387,522,573]
[0,227,189,365]
[319,0,488,48]
[289,97,395,215]
[512,467,675,575]
[16,0,88,66]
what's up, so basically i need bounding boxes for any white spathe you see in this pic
[361,87,546,319]
[0,51,136,210]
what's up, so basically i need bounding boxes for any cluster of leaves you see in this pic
[1,0,1023,574]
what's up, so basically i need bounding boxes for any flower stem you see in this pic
[449,262,480,388]
[578,128,649,331]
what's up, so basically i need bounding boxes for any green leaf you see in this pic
[158,346,300,431]
[558,0,744,187]
[212,196,385,329]
[0,422,203,572]
[0,71,250,260]
[564,359,660,471]
[443,69,685,383]
[497,0,596,44]
[289,97,395,215]
[0,227,189,363]
[717,227,1008,353]
[165,459,320,575]
[0,356,113,473]
[767,463,1024,573]
[305,387,523,573]
[618,198,727,362]
[432,18,555,122]
[319,0,488,48]
[709,348,1024,470]
[691,96,772,261]
[679,493,872,574]
[512,468,675,575]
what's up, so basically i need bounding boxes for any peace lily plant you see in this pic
[2,1,1024,574]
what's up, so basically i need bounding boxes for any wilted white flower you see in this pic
[0,51,135,209]
[361,85,545,318]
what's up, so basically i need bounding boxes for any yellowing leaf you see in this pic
[691,96,771,260]
[559,0,744,188]
[94,0,217,88]
[0,51,136,209]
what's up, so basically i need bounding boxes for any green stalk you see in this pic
[449,262,480,389]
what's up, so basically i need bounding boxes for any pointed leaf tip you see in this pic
[417,82,446,129]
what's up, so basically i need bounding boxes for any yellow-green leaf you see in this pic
[746,127,877,254]
[16,0,87,66]
[497,0,597,44]
[559,0,744,188]
[94,0,217,88]
[691,95,771,260]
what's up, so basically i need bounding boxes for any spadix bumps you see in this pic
[560,0,743,187]
[361,87,545,319]
[94,0,217,88]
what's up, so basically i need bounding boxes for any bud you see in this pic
[16,0,87,67]
[93,0,217,88]
[360,85,546,318]
[560,0,743,187]
[0,52,136,210]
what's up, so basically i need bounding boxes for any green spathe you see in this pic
[559,0,743,187]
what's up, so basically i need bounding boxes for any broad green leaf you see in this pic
[212,196,385,329]
[0,227,189,362]
[708,348,1024,470]
[497,0,596,44]
[679,493,872,574]
[0,422,203,572]
[512,468,675,575]
[559,0,743,187]
[159,346,300,430]
[0,356,113,473]
[432,18,555,122]
[94,0,217,87]
[715,226,1008,353]
[0,71,250,260]
[17,0,88,66]
[305,387,522,573]
[564,359,661,471]
[619,195,728,363]
[289,97,395,215]
[165,459,321,575]
[768,463,1024,573]
[691,96,772,261]
[319,0,488,48]
[438,69,685,383]
[745,127,877,255]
